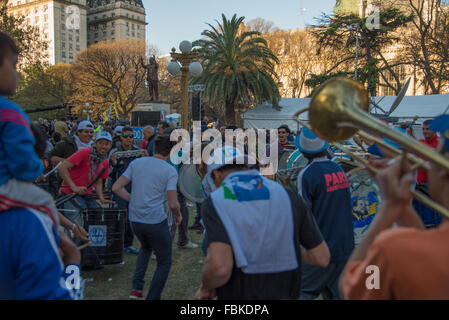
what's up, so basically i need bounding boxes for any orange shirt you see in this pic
[342,222,449,299]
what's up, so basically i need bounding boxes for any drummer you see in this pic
[57,131,114,229]
[110,126,146,255]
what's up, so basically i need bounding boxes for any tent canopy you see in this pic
[243,95,449,130]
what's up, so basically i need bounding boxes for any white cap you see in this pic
[113,125,124,136]
[95,131,112,142]
[77,120,94,131]
[206,146,256,175]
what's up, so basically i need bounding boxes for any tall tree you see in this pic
[194,14,281,126]
[307,7,413,96]
[0,4,48,71]
[72,39,147,118]
[12,63,76,120]
[399,0,449,94]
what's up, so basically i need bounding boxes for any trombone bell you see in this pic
[309,77,370,142]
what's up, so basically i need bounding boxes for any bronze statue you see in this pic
[140,55,159,102]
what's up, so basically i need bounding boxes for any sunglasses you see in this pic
[122,134,134,138]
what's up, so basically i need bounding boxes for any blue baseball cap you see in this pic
[430,114,449,152]
[296,127,329,154]
[95,131,112,142]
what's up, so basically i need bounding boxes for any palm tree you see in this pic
[194,14,280,126]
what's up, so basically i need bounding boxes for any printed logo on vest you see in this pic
[324,172,349,192]
[223,175,270,202]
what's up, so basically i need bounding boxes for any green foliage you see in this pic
[194,14,281,125]
[12,63,76,120]
[308,7,413,95]
[0,4,49,70]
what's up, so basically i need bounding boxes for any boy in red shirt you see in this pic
[58,131,114,227]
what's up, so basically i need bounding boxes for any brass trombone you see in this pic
[294,77,449,218]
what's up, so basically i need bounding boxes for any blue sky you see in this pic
[142,0,336,56]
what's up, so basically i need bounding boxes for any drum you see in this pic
[178,164,206,203]
[275,149,308,191]
[347,168,381,244]
[286,149,308,169]
[81,208,126,267]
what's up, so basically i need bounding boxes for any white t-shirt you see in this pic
[123,157,178,224]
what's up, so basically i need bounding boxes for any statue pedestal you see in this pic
[136,102,171,113]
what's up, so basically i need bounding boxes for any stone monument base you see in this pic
[136,102,170,113]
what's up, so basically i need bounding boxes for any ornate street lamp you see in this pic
[167,40,203,130]
[83,103,93,120]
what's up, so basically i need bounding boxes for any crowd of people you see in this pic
[1,31,449,301]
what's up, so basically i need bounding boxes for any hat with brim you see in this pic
[206,146,257,175]
[296,127,329,154]
[77,120,94,131]
[113,125,124,136]
[430,114,449,151]
[95,131,112,142]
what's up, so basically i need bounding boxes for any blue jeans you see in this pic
[61,194,100,227]
[113,194,135,248]
[299,261,346,300]
[131,219,172,300]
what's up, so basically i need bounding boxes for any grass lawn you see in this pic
[82,204,205,300]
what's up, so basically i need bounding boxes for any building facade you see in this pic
[6,0,146,65]
[7,0,88,64]
[86,0,146,46]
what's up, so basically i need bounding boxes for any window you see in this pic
[131,32,135,37]
[112,22,115,27]
[61,24,65,30]
[111,30,115,35]
[103,14,106,18]
[76,36,79,42]
[69,35,72,41]
[62,51,66,58]
[103,31,106,36]
[132,24,134,29]
[62,42,66,48]
[112,13,115,17]
[69,44,73,50]
[76,45,80,51]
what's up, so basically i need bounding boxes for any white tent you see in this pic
[243,98,311,132]
[243,95,449,130]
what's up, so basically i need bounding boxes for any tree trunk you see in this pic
[225,100,236,126]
